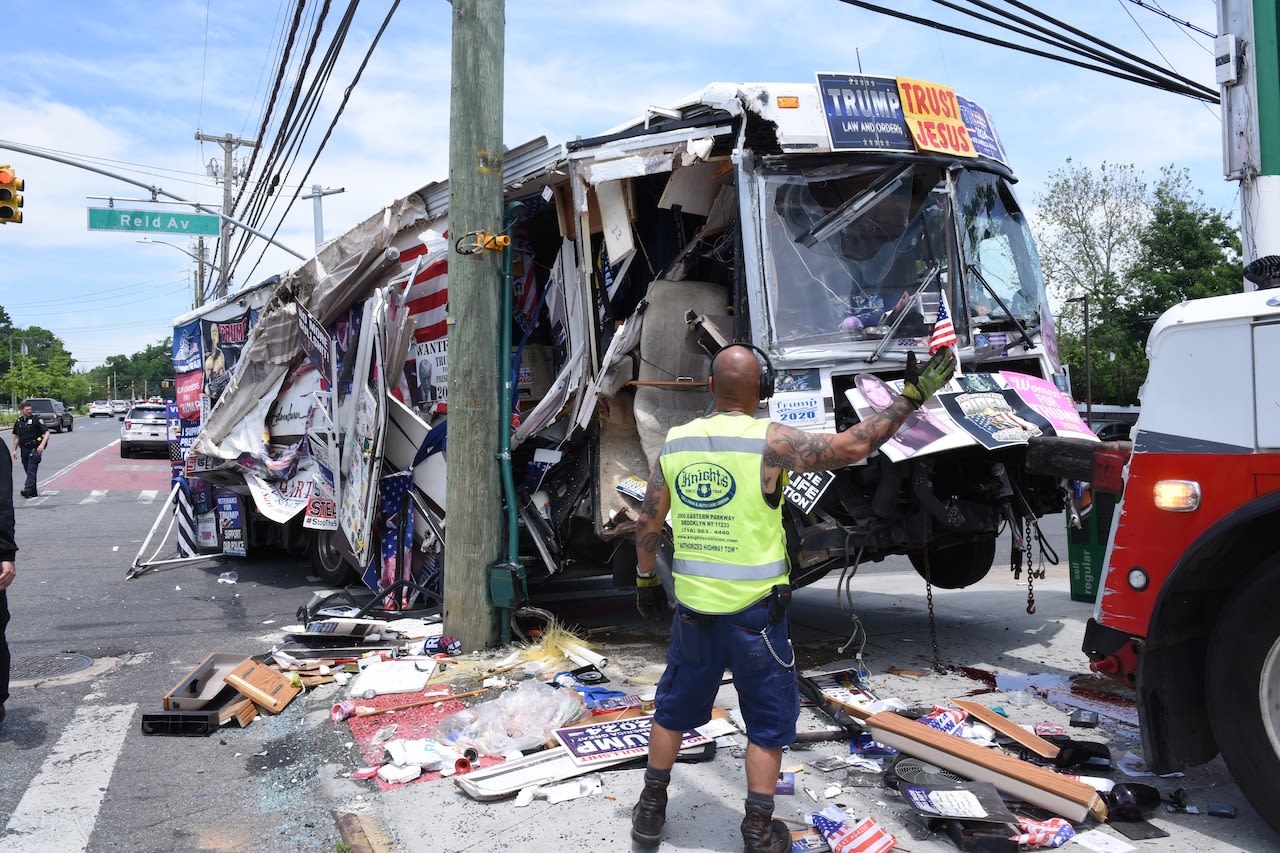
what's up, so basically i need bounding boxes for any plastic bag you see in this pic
[431,679,585,756]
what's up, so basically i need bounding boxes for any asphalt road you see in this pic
[0,420,1273,851]
[0,417,349,852]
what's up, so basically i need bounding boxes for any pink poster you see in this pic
[999,371,1094,440]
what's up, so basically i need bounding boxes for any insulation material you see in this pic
[587,151,672,184]
[658,160,722,217]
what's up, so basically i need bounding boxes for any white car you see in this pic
[111,399,129,419]
[120,403,168,458]
[88,400,112,417]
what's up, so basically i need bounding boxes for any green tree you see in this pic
[1035,161,1240,406]
[1035,159,1148,336]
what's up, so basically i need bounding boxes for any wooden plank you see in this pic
[224,659,301,715]
[218,696,258,728]
[951,699,1061,760]
[866,710,1106,823]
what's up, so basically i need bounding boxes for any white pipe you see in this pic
[559,638,608,670]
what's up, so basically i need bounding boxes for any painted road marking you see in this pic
[79,490,108,505]
[45,443,118,483]
[0,703,136,852]
[138,490,158,504]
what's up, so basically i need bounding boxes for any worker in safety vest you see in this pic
[630,342,955,853]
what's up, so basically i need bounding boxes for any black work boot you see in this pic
[631,780,668,847]
[741,809,790,853]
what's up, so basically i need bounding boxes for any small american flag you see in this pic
[811,812,897,853]
[929,290,957,354]
[1011,816,1075,848]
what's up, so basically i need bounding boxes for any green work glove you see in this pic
[901,348,956,408]
[636,575,669,623]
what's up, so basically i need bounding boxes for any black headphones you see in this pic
[710,342,776,401]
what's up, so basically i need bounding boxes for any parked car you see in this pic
[1092,420,1132,442]
[111,399,129,419]
[119,403,167,458]
[88,400,112,418]
[24,398,73,433]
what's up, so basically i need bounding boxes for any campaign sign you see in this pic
[957,96,1007,165]
[554,715,709,767]
[784,470,835,515]
[816,73,914,152]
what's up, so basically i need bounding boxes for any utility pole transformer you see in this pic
[444,0,505,651]
[194,131,259,300]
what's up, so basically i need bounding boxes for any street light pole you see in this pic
[1067,294,1092,427]
[137,237,208,309]
[300,184,345,250]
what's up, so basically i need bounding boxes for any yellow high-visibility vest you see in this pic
[659,413,788,614]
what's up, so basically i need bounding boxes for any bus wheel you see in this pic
[908,536,996,589]
[1206,558,1280,834]
[309,530,357,587]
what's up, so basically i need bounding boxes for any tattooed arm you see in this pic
[635,458,672,576]
[762,395,918,485]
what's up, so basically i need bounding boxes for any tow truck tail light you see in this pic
[1154,480,1201,511]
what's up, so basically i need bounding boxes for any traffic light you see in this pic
[0,165,23,224]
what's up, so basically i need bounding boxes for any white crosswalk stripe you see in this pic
[79,490,108,505]
[0,703,136,852]
[138,489,158,504]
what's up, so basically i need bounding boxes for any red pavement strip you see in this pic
[345,688,503,791]
[44,442,172,492]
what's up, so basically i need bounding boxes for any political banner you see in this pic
[554,715,709,767]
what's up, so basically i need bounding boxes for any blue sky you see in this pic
[0,0,1227,372]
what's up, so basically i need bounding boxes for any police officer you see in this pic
[629,343,956,853]
[11,402,49,498]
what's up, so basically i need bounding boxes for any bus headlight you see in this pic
[1154,480,1200,512]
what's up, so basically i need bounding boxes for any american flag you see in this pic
[811,812,897,853]
[378,472,416,606]
[1011,816,1075,848]
[929,290,957,354]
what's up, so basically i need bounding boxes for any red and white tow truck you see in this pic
[1034,280,1280,832]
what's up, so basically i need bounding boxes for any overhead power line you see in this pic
[840,0,1218,103]
[240,1,403,284]
[1122,0,1216,38]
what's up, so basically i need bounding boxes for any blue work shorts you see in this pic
[653,600,799,749]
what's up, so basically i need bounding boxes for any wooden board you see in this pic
[866,710,1106,824]
[951,699,1061,760]
[219,696,258,728]
[224,659,300,715]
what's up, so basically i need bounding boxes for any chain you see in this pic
[1025,518,1037,614]
[922,547,943,672]
[760,625,796,669]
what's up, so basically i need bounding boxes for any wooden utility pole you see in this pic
[194,130,258,299]
[444,0,505,651]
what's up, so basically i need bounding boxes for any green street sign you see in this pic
[87,207,221,236]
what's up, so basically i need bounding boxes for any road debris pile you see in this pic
[142,601,1241,851]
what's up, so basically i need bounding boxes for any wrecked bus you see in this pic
[166,74,1089,607]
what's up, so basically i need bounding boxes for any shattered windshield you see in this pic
[759,161,1045,352]
[762,162,952,349]
[954,170,1044,332]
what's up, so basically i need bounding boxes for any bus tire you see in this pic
[310,529,357,587]
[1206,557,1280,835]
[908,535,996,589]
